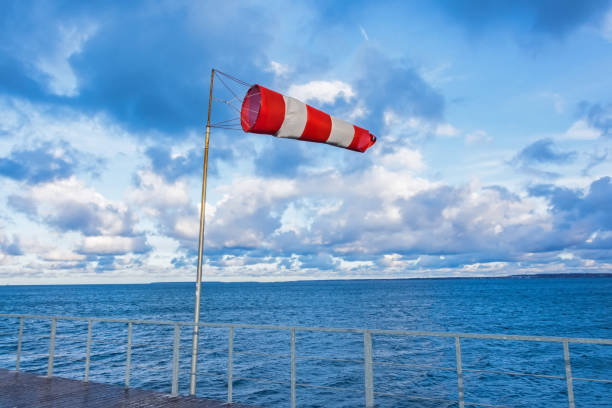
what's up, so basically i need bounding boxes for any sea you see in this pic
[0,277,610,407]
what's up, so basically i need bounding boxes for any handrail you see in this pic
[1,313,610,344]
[1,312,610,408]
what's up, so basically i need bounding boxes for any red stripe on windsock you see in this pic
[241,85,285,134]
[301,105,332,143]
[347,125,376,153]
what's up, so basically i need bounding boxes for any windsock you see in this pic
[240,84,376,153]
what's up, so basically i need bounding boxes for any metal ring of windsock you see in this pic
[240,85,376,153]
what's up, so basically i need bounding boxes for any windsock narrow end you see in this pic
[348,126,377,153]
[361,133,376,153]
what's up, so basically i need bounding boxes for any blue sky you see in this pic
[1,0,611,283]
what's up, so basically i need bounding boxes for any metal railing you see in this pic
[0,313,611,407]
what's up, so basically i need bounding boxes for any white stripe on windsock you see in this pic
[327,116,355,148]
[276,96,307,139]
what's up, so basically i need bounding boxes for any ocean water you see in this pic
[0,277,610,407]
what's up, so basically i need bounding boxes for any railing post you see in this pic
[227,327,234,403]
[363,331,374,408]
[563,342,575,408]
[171,324,181,396]
[47,318,56,377]
[16,317,24,371]
[455,337,465,408]
[85,319,92,382]
[125,321,132,388]
[291,328,296,408]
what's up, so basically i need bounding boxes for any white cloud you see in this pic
[287,80,355,105]
[209,177,297,248]
[378,147,425,171]
[465,130,492,144]
[383,110,459,140]
[359,25,369,41]
[129,171,191,216]
[0,228,20,265]
[435,123,460,137]
[347,102,368,121]
[277,202,313,235]
[26,177,133,236]
[41,248,86,262]
[564,119,602,140]
[129,170,200,243]
[36,23,98,97]
[0,96,138,159]
[265,60,290,77]
[419,62,458,86]
[537,92,565,113]
[80,235,148,255]
[172,214,201,241]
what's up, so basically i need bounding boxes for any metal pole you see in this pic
[227,327,233,403]
[125,321,132,389]
[455,337,465,408]
[85,319,92,381]
[563,342,575,408]
[171,324,181,396]
[47,318,56,377]
[190,68,215,396]
[363,331,374,408]
[16,317,23,371]
[291,328,296,408]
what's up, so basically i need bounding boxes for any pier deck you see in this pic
[0,369,254,408]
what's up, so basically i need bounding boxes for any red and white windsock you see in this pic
[240,84,376,153]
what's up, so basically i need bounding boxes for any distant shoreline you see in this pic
[2,272,611,286]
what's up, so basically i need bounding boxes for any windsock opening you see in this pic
[241,85,261,131]
[240,84,285,134]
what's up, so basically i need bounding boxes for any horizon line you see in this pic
[2,272,611,286]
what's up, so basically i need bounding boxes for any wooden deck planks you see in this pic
[0,369,256,408]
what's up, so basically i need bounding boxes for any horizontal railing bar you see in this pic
[1,313,611,345]
[463,367,565,380]
[369,330,612,345]
[0,314,185,326]
[573,377,612,384]
[373,360,456,371]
